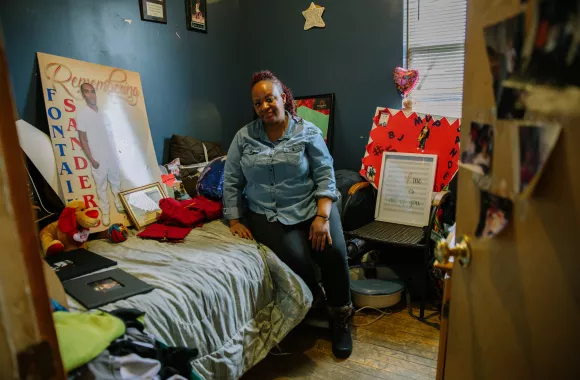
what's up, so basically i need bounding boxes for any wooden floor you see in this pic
[242,306,440,380]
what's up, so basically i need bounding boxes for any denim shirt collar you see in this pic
[252,112,296,144]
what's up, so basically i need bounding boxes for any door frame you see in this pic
[0,27,65,379]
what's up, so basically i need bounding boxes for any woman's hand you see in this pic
[229,220,253,240]
[310,216,332,252]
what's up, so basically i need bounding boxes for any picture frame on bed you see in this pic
[63,268,154,309]
[294,93,335,151]
[119,183,166,230]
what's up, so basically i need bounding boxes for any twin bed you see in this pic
[69,221,313,379]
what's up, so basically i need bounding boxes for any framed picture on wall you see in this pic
[139,0,167,23]
[186,0,208,33]
[294,93,335,151]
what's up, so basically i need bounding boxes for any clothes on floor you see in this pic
[247,202,351,308]
[108,333,199,379]
[107,308,200,379]
[68,350,189,380]
[54,311,126,371]
[51,298,68,312]
[107,308,147,332]
[67,308,200,380]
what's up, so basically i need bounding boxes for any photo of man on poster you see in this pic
[77,83,123,226]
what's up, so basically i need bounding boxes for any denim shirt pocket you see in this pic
[283,143,305,166]
[241,147,261,169]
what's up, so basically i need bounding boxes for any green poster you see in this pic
[297,106,329,139]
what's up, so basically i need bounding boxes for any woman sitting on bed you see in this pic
[223,70,353,359]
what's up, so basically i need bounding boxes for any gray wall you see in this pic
[0,0,248,163]
[241,0,403,170]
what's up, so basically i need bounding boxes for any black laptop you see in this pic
[44,248,117,281]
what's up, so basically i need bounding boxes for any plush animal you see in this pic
[39,200,100,256]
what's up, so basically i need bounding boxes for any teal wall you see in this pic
[0,0,248,163]
[1,0,403,170]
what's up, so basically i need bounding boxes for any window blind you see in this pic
[404,0,467,118]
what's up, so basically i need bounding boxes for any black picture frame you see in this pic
[63,268,154,309]
[186,0,208,33]
[294,93,335,152]
[139,0,167,24]
[45,248,117,282]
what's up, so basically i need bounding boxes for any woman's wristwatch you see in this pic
[316,214,330,222]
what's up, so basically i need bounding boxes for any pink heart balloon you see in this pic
[393,67,419,98]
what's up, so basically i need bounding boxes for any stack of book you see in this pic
[45,249,154,309]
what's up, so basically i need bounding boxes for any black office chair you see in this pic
[342,180,449,326]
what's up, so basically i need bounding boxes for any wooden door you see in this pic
[0,27,65,379]
[444,0,580,379]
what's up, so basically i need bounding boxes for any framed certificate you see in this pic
[139,0,167,24]
[119,183,166,230]
[374,152,437,227]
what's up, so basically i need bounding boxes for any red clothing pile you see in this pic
[137,196,223,242]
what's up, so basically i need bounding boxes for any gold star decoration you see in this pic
[302,2,325,31]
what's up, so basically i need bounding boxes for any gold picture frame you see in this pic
[119,183,166,230]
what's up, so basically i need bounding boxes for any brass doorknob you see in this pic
[435,235,472,268]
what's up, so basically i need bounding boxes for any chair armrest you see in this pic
[348,181,371,196]
[431,191,450,207]
[342,181,375,231]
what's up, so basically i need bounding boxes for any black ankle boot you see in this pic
[328,304,354,359]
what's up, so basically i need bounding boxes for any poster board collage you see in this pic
[360,108,461,228]
[37,52,164,233]
[458,0,576,239]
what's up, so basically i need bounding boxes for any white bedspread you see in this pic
[72,221,312,379]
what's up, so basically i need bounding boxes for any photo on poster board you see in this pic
[37,53,163,232]
[497,81,530,120]
[522,0,580,87]
[484,0,580,109]
[294,93,335,149]
[360,108,461,193]
[513,122,562,199]
[186,0,207,33]
[460,121,494,175]
[484,11,526,103]
[374,152,437,228]
[378,110,390,127]
[475,191,513,240]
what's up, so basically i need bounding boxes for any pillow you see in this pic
[168,134,225,166]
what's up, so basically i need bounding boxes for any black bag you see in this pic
[168,135,226,196]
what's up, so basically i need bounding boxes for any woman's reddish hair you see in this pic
[251,70,296,116]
